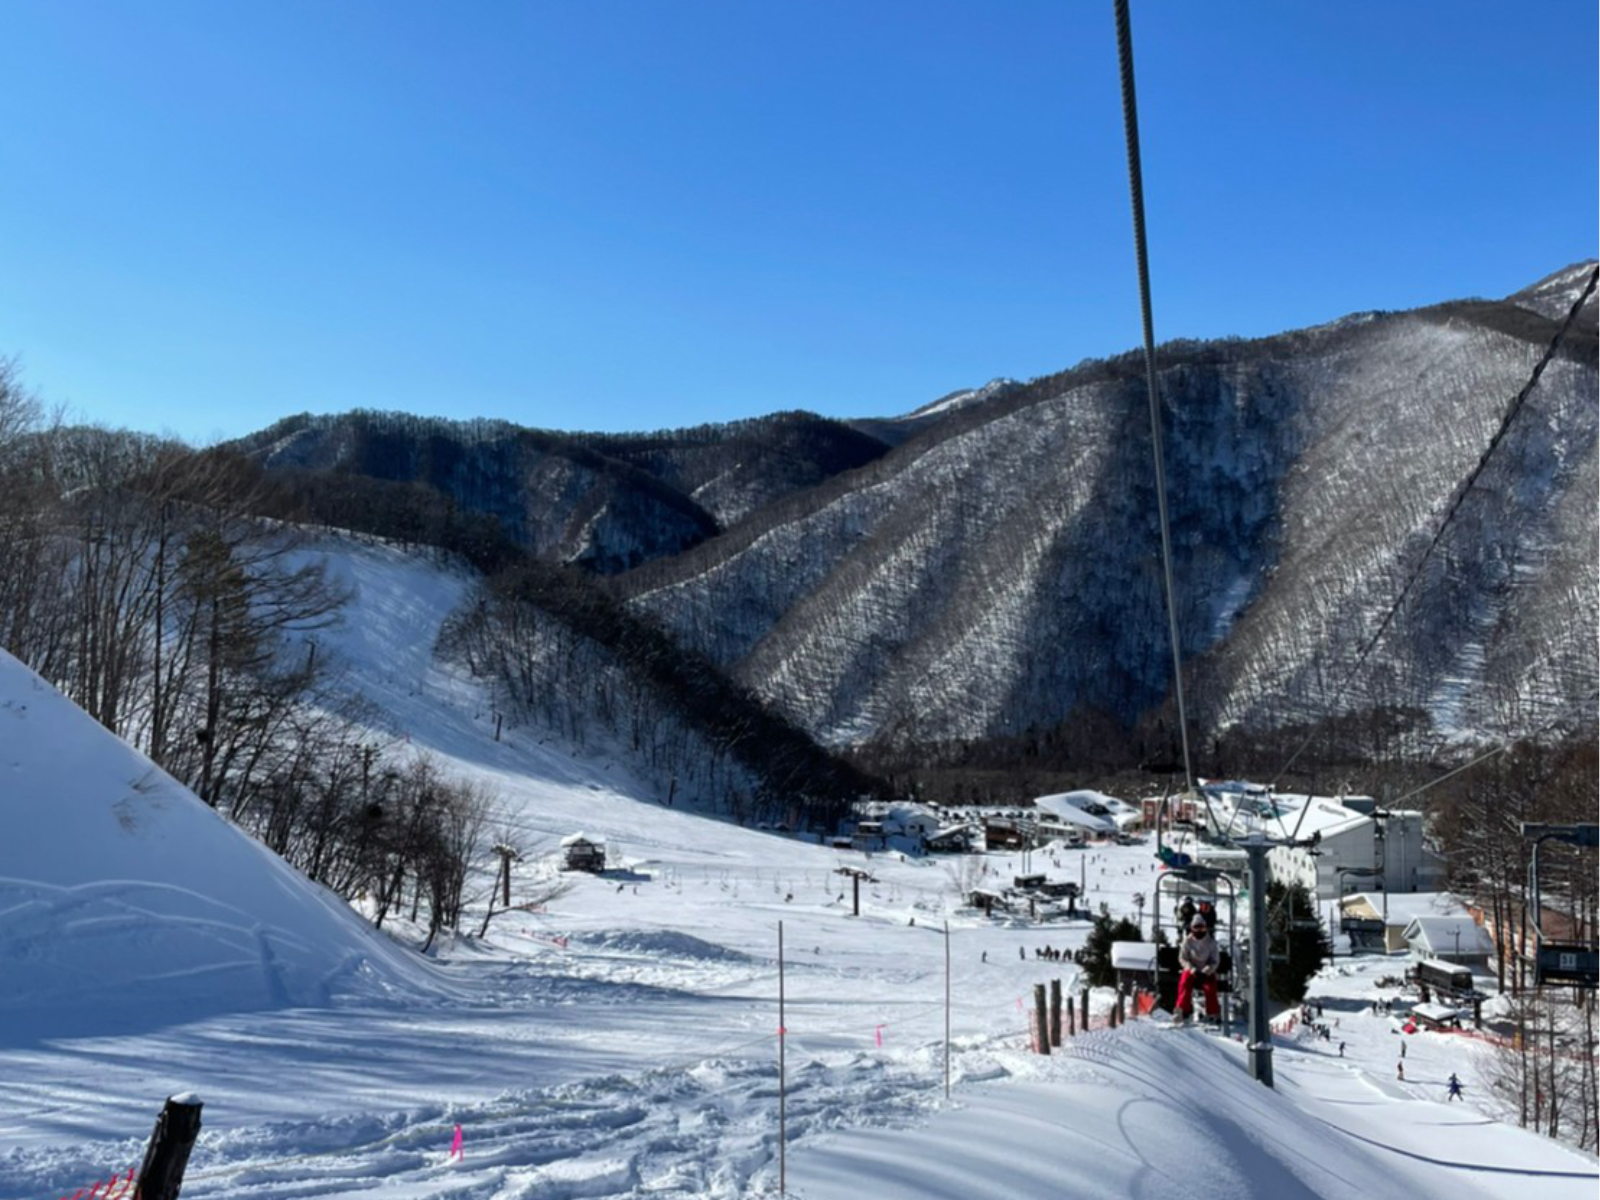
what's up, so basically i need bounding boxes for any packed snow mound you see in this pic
[577,928,759,963]
[0,651,433,1041]
[796,1022,1600,1200]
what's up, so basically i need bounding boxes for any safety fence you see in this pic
[54,1167,137,1200]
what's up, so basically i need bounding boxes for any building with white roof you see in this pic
[1032,790,1137,833]
[1339,891,1468,953]
[1192,783,1426,901]
[1404,916,1495,968]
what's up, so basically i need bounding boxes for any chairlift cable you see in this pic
[1382,690,1598,812]
[1112,0,1208,832]
[1269,267,1598,803]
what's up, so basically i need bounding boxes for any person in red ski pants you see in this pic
[1175,918,1220,1021]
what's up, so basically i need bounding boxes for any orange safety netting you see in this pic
[55,1166,138,1199]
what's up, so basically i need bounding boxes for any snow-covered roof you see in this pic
[1215,791,1369,840]
[560,832,605,847]
[1404,917,1493,957]
[1031,791,1119,833]
[1340,892,1466,927]
[1111,942,1157,972]
[1200,779,1270,797]
[1412,1002,1466,1023]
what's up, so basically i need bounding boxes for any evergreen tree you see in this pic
[1081,908,1143,988]
[1266,880,1330,1002]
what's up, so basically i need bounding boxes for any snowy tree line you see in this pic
[439,561,872,828]
[1432,740,1599,1151]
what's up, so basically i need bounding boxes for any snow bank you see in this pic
[575,929,759,963]
[794,1023,1599,1200]
[0,651,433,1041]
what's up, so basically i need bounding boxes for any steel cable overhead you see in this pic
[1112,0,1204,825]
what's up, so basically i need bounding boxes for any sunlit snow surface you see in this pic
[2,538,1594,1198]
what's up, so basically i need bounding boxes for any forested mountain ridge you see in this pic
[209,263,1598,773]
[232,409,891,572]
[573,411,892,526]
[612,263,1599,761]
[233,411,717,574]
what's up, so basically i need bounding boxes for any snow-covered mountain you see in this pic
[616,265,1598,756]
[221,265,1597,768]
[233,409,890,571]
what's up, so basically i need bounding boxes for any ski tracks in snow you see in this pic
[174,1048,949,1199]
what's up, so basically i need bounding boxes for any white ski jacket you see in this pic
[1179,931,1219,975]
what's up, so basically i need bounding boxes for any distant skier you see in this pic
[1397,1061,1405,1081]
[1338,1042,1345,1058]
[1175,917,1220,1022]
[1447,1073,1464,1102]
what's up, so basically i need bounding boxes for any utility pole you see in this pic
[492,843,519,908]
[944,920,951,1098]
[778,921,786,1197]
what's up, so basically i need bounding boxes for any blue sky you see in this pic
[4,0,1595,442]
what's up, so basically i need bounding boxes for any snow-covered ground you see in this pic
[3,537,1594,1199]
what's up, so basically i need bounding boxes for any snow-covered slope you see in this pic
[0,649,433,1041]
[3,540,1593,1199]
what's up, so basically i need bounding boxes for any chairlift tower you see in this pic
[1240,835,1275,1086]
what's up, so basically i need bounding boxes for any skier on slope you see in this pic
[1175,917,1221,1022]
[1447,1073,1464,1101]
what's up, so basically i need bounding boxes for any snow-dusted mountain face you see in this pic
[233,410,890,573]
[227,265,1596,769]
[613,264,1598,759]
[234,412,718,573]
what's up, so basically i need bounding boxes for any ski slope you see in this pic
[0,647,435,1045]
[2,536,1594,1199]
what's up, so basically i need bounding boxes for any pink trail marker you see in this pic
[450,1124,463,1160]
[874,1025,884,1047]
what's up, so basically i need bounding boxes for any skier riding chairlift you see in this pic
[1175,917,1221,1023]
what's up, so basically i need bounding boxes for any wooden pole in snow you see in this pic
[136,1094,203,1200]
[1033,984,1051,1056]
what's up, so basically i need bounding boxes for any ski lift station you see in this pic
[1196,782,1434,901]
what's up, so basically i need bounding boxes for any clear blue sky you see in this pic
[4,1,1595,442]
